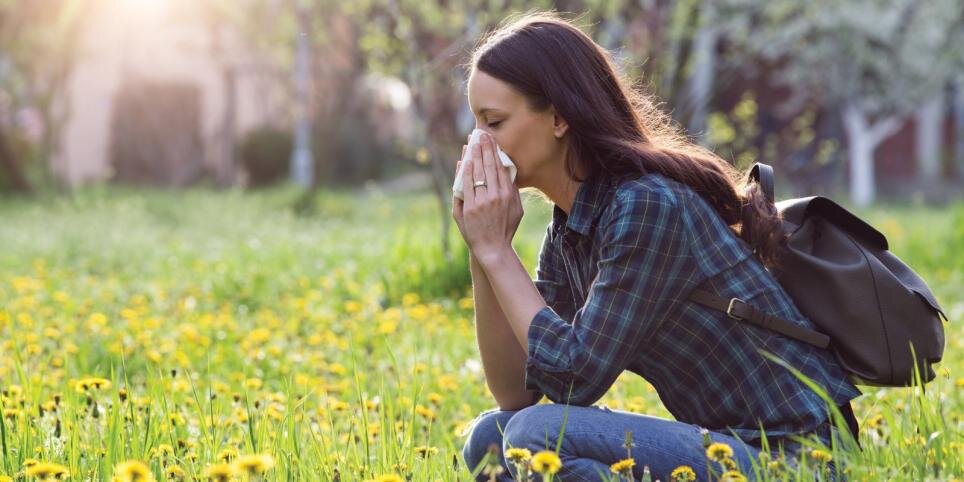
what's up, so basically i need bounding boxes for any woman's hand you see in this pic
[452,132,523,262]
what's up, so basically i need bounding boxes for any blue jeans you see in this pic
[461,403,838,481]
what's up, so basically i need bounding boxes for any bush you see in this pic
[240,126,293,187]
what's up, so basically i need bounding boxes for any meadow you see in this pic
[0,185,961,481]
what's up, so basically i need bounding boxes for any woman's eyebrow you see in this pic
[475,107,504,116]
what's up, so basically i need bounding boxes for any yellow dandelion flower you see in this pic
[203,463,236,482]
[233,454,275,475]
[414,446,439,458]
[0,475,13,482]
[720,470,747,482]
[369,475,403,482]
[113,460,155,482]
[530,450,562,474]
[609,458,635,474]
[75,377,111,393]
[505,448,532,463]
[217,447,239,463]
[165,465,186,480]
[671,465,696,482]
[809,449,832,464]
[25,462,70,480]
[414,404,436,421]
[152,444,174,458]
[705,442,734,462]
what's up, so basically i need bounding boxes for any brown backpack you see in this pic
[688,163,948,387]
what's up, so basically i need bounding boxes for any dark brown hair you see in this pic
[469,11,786,268]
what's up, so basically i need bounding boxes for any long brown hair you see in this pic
[469,11,786,268]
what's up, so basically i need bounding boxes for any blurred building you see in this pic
[54,0,287,186]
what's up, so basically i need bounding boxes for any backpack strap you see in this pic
[749,163,775,205]
[688,288,831,349]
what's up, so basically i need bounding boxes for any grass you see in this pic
[0,185,960,481]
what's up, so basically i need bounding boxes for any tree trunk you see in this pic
[915,92,944,182]
[954,76,964,178]
[0,127,32,193]
[686,1,717,144]
[217,65,238,187]
[289,4,314,187]
[843,103,901,207]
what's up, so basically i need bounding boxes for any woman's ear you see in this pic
[550,105,568,139]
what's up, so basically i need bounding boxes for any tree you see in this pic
[718,0,964,206]
[0,0,90,192]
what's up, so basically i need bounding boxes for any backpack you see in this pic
[687,163,948,387]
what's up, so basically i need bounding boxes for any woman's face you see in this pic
[467,70,566,189]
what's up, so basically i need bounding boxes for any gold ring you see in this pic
[473,180,487,188]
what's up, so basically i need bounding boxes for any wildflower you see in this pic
[705,442,734,462]
[415,404,436,421]
[113,460,155,482]
[671,465,696,482]
[203,463,236,482]
[165,465,186,480]
[75,377,111,393]
[610,457,635,475]
[505,448,532,463]
[530,450,562,475]
[0,475,13,482]
[369,476,403,482]
[25,462,70,480]
[720,470,747,482]
[152,444,175,459]
[233,454,275,475]
[809,449,832,464]
[217,447,239,462]
[414,446,439,458]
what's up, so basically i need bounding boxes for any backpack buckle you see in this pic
[726,297,747,320]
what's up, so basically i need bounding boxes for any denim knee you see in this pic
[462,408,514,475]
[502,404,564,453]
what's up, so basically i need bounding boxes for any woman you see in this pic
[453,12,860,482]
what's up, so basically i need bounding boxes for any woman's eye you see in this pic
[487,121,502,128]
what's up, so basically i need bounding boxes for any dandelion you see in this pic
[25,462,70,480]
[152,444,175,459]
[671,465,696,482]
[705,442,734,462]
[610,457,635,477]
[809,449,832,464]
[75,377,111,393]
[368,475,403,482]
[414,446,439,458]
[217,447,239,463]
[415,404,436,421]
[530,450,562,475]
[720,470,747,482]
[203,463,236,482]
[505,448,532,463]
[0,475,13,482]
[234,454,275,475]
[165,465,186,480]
[113,460,155,482]
[505,447,532,480]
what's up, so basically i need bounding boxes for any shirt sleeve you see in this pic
[533,224,578,323]
[524,187,700,406]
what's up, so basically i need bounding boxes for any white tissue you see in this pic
[452,128,517,200]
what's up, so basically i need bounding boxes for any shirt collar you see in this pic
[552,172,617,237]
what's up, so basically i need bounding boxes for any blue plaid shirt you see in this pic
[525,171,861,443]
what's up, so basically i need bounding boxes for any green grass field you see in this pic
[0,186,960,481]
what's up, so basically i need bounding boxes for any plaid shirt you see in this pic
[525,171,861,443]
